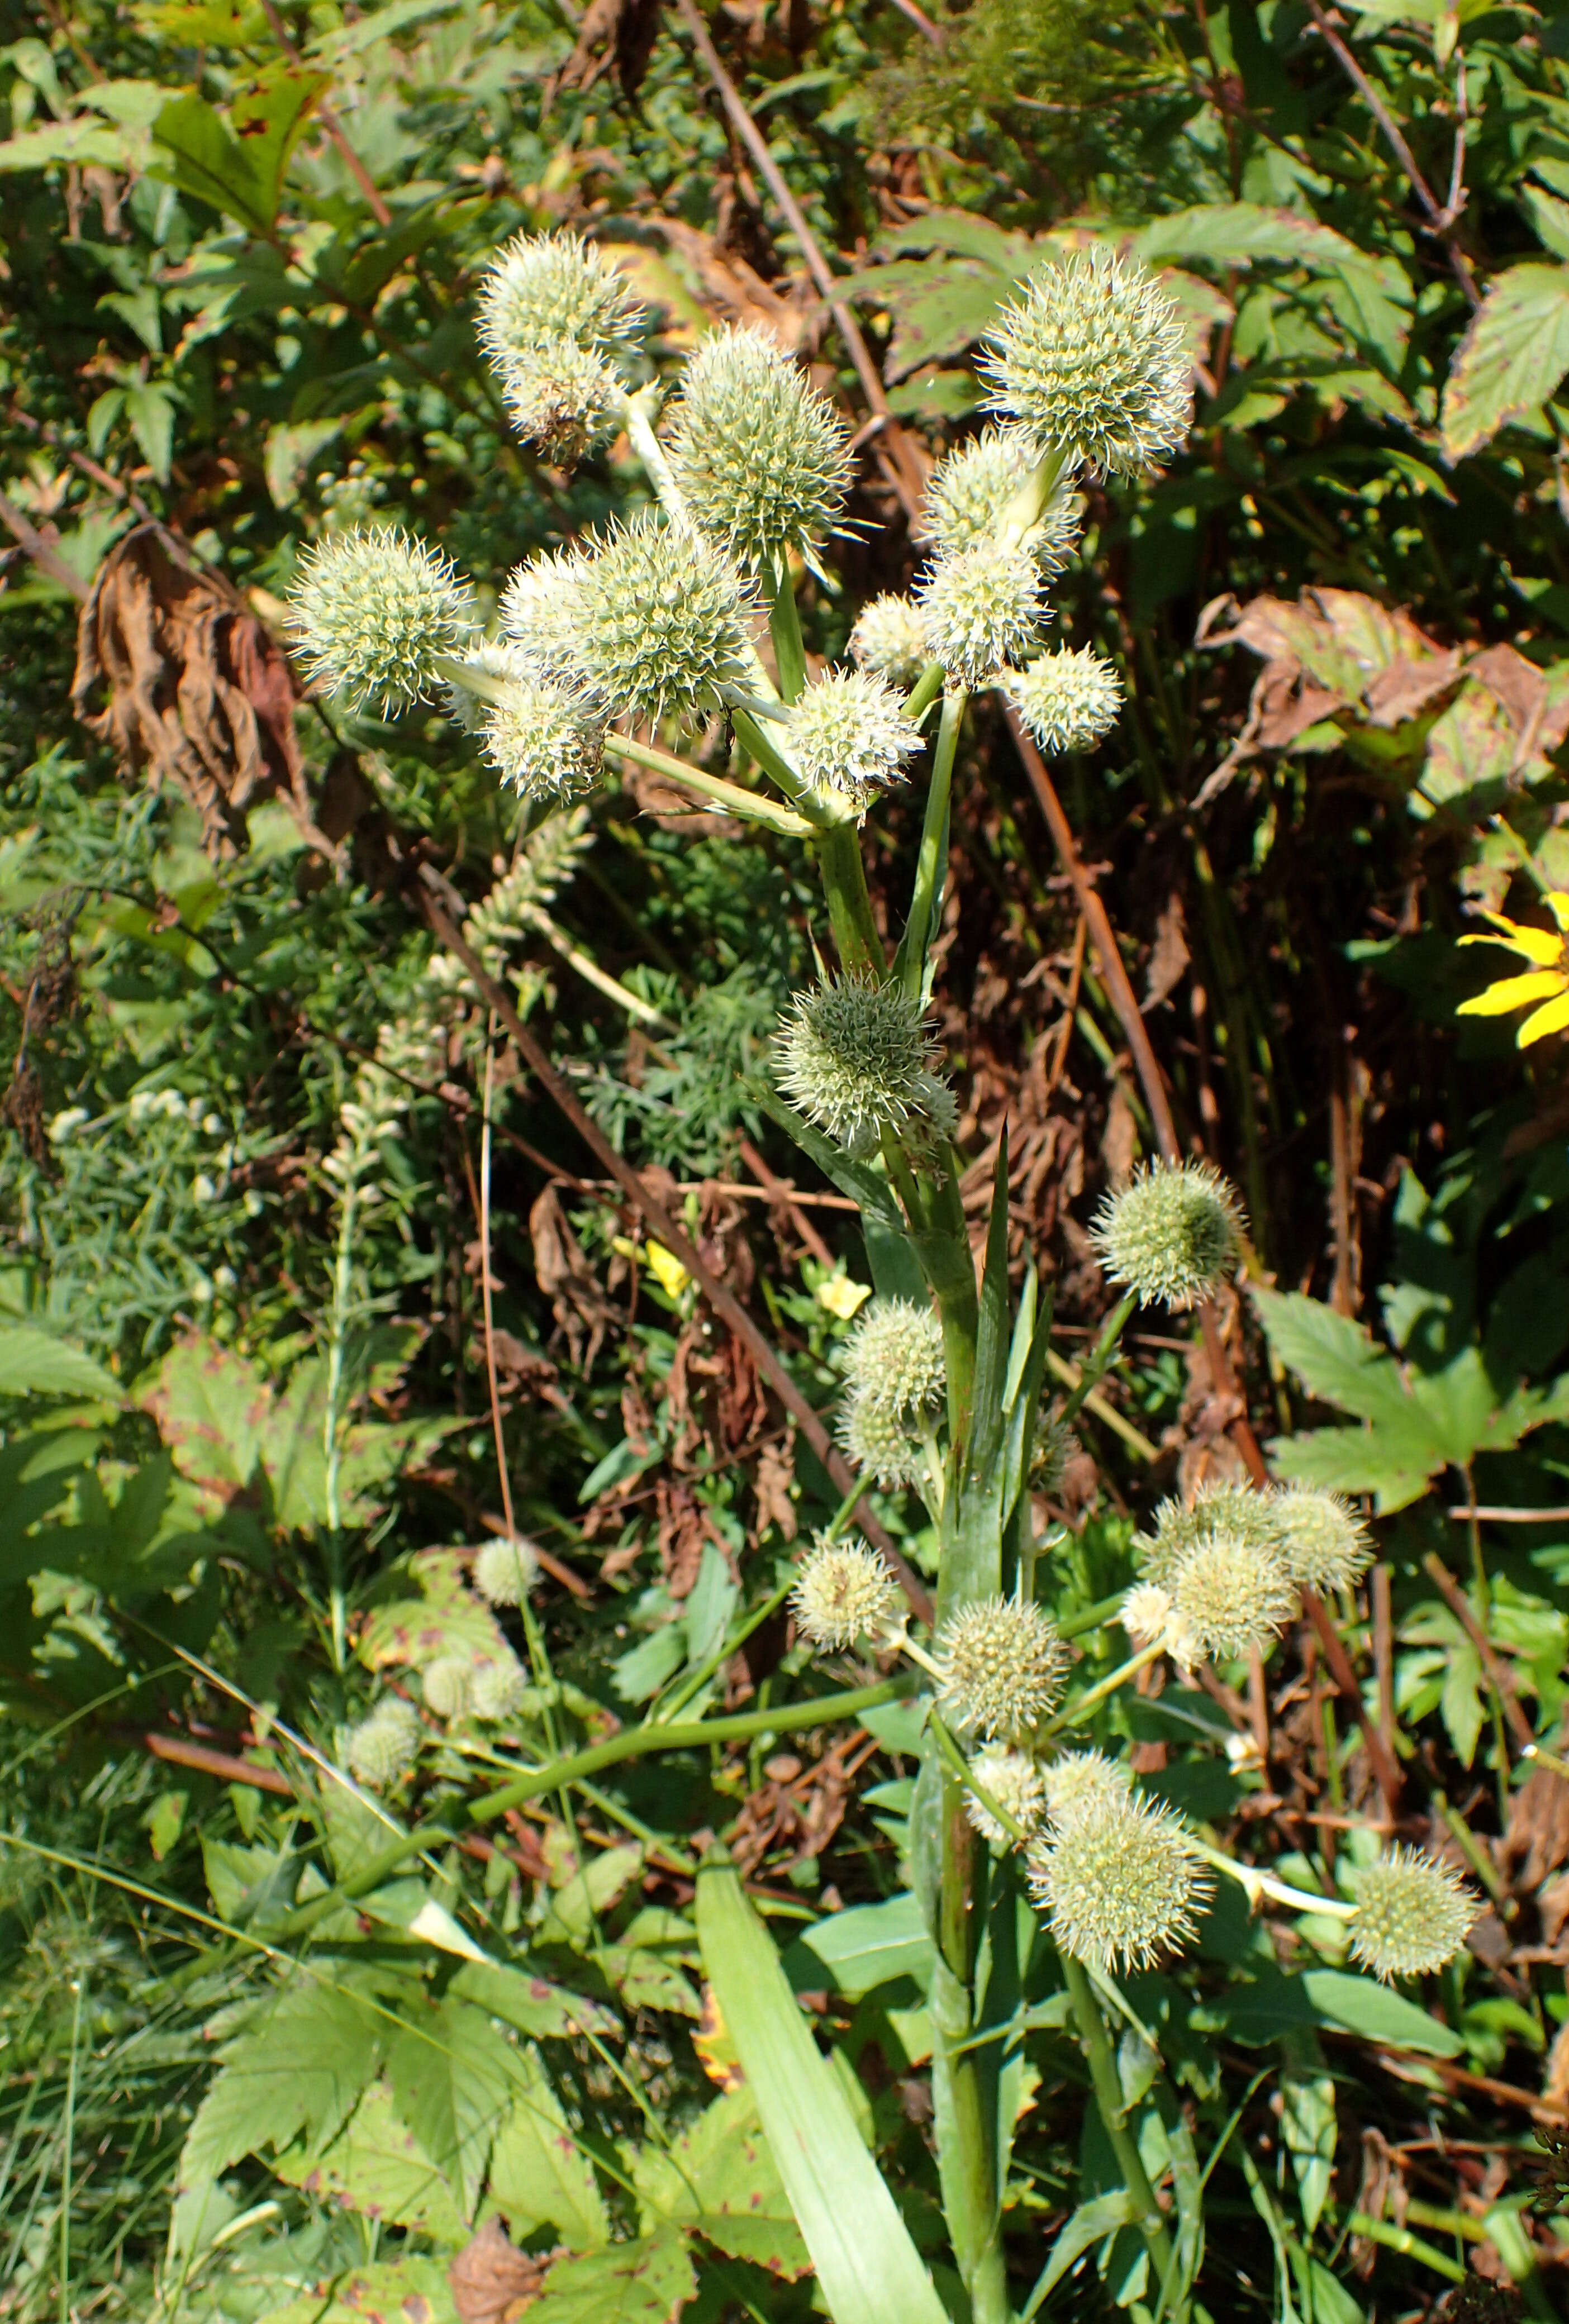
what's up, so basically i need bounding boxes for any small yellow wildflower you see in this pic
[1456,893,1569,1047]
[816,1271,873,1320]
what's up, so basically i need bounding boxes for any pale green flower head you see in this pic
[920,426,1080,570]
[442,638,534,734]
[477,230,644,371]
[1135,1480,1283,1592]
[775,974,956,1156]
[496,337,622,463]
[848,594,930,690]
[935,1596,1068,1740]
[841,1296,946,1423]
[916,542,1048,689]
[837,1390,926,1489]
[792,1533,901,1650]
[422,1655,473,1721]
[666,324,853,574]
[787,669,923,813]
[1028,1789,1212,1973]
[481,679,605,806]
[287,526,476,715]
[1004,645,1123,755]
[347,1696,422,1790]
[980,245,1191,477]
[473,1535,540,1607]
[470,1651,528,1722]
[1169,1532,1297,1664]
[1091,1158,1244,1312]
[1270,1488,1373,1597]
[966,1745,1046,1846]
[1041,1746,1132,1826]
[1346,1846,1477,1980]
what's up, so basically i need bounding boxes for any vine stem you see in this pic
[1061,1952,1177,2281]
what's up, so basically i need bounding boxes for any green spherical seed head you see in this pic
[496,337,620,463]
[916,544,1048,689]
[980,245,1191,477]
[666,325,853,572]
[841,1296,947,1423]
[775,974,955,1157]
[966,1745,1046,1846]
[1136,1480,1283,1591]
[477,231,644,373]
[920,427,1081,571]
[473,1536,539,1607]
[848,594,930,690]
[481,680,604,806]
[422,1655,473,1721]
[1041,1747,1133,1826]
[1169,1532,1297,1663]
[1270,1488,1373,1596]
[1028,1790,1212,1973]
[347,1697,422,1790]
[470,1652,528,1722]
[791,1533,901,1650]
[787,670,923,812]
[837,1390,926,1489]
[936,1597,1068,1740]
[1091,1159,1244,1312]
[1004,646,1123,755]
[287,527,476,716]
[443,639,534,734]
[1346,1846,1477,1980]
[567,515,757,728]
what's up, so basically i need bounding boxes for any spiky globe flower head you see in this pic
[470,1651,527,1722]
[1027,1789,1212,1973]
[966,1745,1046,1846]
[848,594,930,690]
[477,230,643,374]
[525,515,756,730]
[442,638,534,734]
[841,1296,946,1423]
[422,1654,473,1721]
[496,338,621,463]
[1270,1488,1373,1597]
[775,974,956,1158]
[1120,1581,1177,1650]
[787,670,923,813]
[1042,1747,1133,1827]
[979,246,1191,478]
[480,679,604,806]
[935,1596,1069,1740]
[791,1533,901,1650]
[920,428,1081,571]
[287,527,476,716]
[1345,1847,1478,1980]
[665,326,853,574]
[1135,1480,1284,1590]
[347,1697,422,1790]
[473,1536,540,1607]
[1091,1159,1244,1313]
[1004,646,1123,756]
[837,1392,927,1490]
[1169,1532,1297,1664]
[916,544,1048,690]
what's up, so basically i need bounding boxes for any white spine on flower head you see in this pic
[347,1696,422,1790]
[1168,1531,1297,1664]
[791,1533,902,1650]
[935,1596,1069,1740]
[920,426,1081,572]
[497,338,622,463]
[1004,646,1123,755]
[480,679,605,806]
[473,1535,540,1606]
[287,527,477,716]
[848,594,930,690]
[1040,1746,1134,1826]
[665,325,853,574]
[1028,1788,1212,1973]
[979,245,1192,478]
[1091,1159,1244,1312]
[965,1745,1046,1845]
[786,670,924,813]
[1268,1487,1373,1597]
[476,232,643,459]
[915,543,1048,690]
[836,1393,927,1490]
[774,974,956,1158]
[841,1296,947,1423]
[1345,1846,1478,1979]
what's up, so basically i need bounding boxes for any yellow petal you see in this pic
[1547,891,1569,931]
[1457,970,1569,1017]
[817,1272,873,1320]
[645,1240,691,1299]
[1457,913,1564,966]
[1519,990,1569,1046]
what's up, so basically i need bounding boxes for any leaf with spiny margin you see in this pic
[632,2087,811,2279]
[524,2230,697,2324]
[272,2078,467,2245]
[484,2042,609,2247]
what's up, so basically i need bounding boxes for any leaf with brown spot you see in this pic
[450,2220,557,2324]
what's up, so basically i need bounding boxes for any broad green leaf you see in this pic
[271,2078,468,2243]
[1251,1289,1431,1434]
[307,0,460,57]
[524,2231,696,2324]
[245,2256,457,2324]
[1131,202,1364,273]
[357,1547,513,1677]
[0,117,134,172]
[150,68,325,235]
[0,1322,121,1403]
[136,1336,265,1506]
[1441,262,1569,461]
[1439,1639,1486,1766]
[387,1996,530,2222]
[786,1891,934,1998]
[447,1959,621,2042]
[486,2043,609,2247]
[1281,2071,1336,2237]
[1264,1422,1438,1512]
[1298,1969,1463,2058]
[1020,2190,1131,2318]
[696,1852,951,2324]
[633,2088,811,2279]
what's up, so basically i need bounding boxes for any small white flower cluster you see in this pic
[1124,1479,1375,1671]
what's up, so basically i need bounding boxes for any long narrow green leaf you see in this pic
[969,1133,1011,1480]
[695,1851,952,2324]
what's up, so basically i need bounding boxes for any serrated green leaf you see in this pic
[150,68,326,235]
[485,2042,608,2247]
[1440,1639,1485,1766]
[1251,1289,1433,1434]
[272,2078,468,2244]
[633,2088,811,2278]
[695,1852,951,2324]
[447,1959,621,2042]
[245,2255,457,2324]
[1265,1424,1438,1512]
[0,1322,121,1403]
[1441,261,1569,461]
[387,1996,530,2222]
[525,2231,696,2324]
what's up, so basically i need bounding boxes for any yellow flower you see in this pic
[1456,893,1569,1047]
[611,1235,690,1299]
[816,1271,873,1320]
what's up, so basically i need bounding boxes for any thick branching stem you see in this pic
[1062,1953,1176,2282]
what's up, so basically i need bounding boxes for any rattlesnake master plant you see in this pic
[284,226,1479,2324]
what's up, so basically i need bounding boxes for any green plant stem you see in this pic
[602,733,814,838]
[901,688,966,1001]
[1053,1289,1137,1430]
[933,1768,1012,2324]
[322,1160,356,1675]
[1345,2212,1465,2283]
[59,1974,84,2324]
[765,561,808,703]
[1062,1952,1175,2281]
[1041,1639,1164,1736]
[906,660,946,721]
[813,816,887,974]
